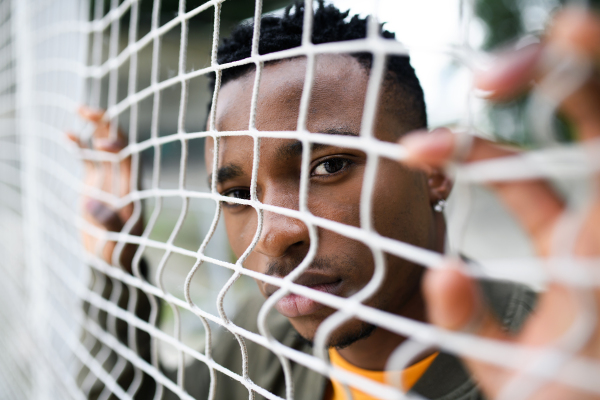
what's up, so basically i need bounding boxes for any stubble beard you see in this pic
[293,320,378,349]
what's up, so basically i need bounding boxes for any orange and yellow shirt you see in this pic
[327,348,438,400]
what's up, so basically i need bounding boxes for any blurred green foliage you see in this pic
[475,0,525,50]
[475,0,600,50]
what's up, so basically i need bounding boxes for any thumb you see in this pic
[423,263,515,397]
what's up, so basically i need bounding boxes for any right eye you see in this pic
[220,188,251,206]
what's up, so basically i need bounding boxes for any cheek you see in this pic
[204,138,214,172]
[308,175,362,227]
[373,161,433,246]
[224,210,257,259]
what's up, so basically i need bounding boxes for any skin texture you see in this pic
[205,54,450,370]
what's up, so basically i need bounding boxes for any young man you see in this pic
[77,2,600,399]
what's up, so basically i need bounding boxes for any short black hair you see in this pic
[209,0,427,130]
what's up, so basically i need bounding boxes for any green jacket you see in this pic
[165,279,536,400]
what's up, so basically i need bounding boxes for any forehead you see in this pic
[215,54,370,134]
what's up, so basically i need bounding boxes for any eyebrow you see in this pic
[208,163,243,188]
[208,129,358,187]
[277,129,358,160]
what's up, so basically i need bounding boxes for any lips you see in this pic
[265,272,342,318]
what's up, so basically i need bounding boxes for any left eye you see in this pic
[312,158,350,176]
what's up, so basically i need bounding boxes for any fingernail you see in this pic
[473,88,496,99]
[65,132,79,143]
[78,105,104,120]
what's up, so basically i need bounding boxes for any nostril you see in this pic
[257,212,310,257]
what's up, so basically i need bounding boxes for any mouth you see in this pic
[265,273,343,318]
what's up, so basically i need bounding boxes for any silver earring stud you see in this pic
[434,199,447,213]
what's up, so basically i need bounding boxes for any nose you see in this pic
[253,190,310,259]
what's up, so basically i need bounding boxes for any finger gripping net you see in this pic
[0,0,599,399]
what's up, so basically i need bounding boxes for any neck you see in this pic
[335,288,427,371]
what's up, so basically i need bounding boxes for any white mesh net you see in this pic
[1,0,600,399]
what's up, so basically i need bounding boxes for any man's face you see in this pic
[206,54,439,346]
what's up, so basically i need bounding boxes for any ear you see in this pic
[427,168,452,207]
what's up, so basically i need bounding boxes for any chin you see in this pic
[291,316,377,349]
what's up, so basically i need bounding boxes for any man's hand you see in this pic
[400,8,600,399]
[68,107,141,272]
